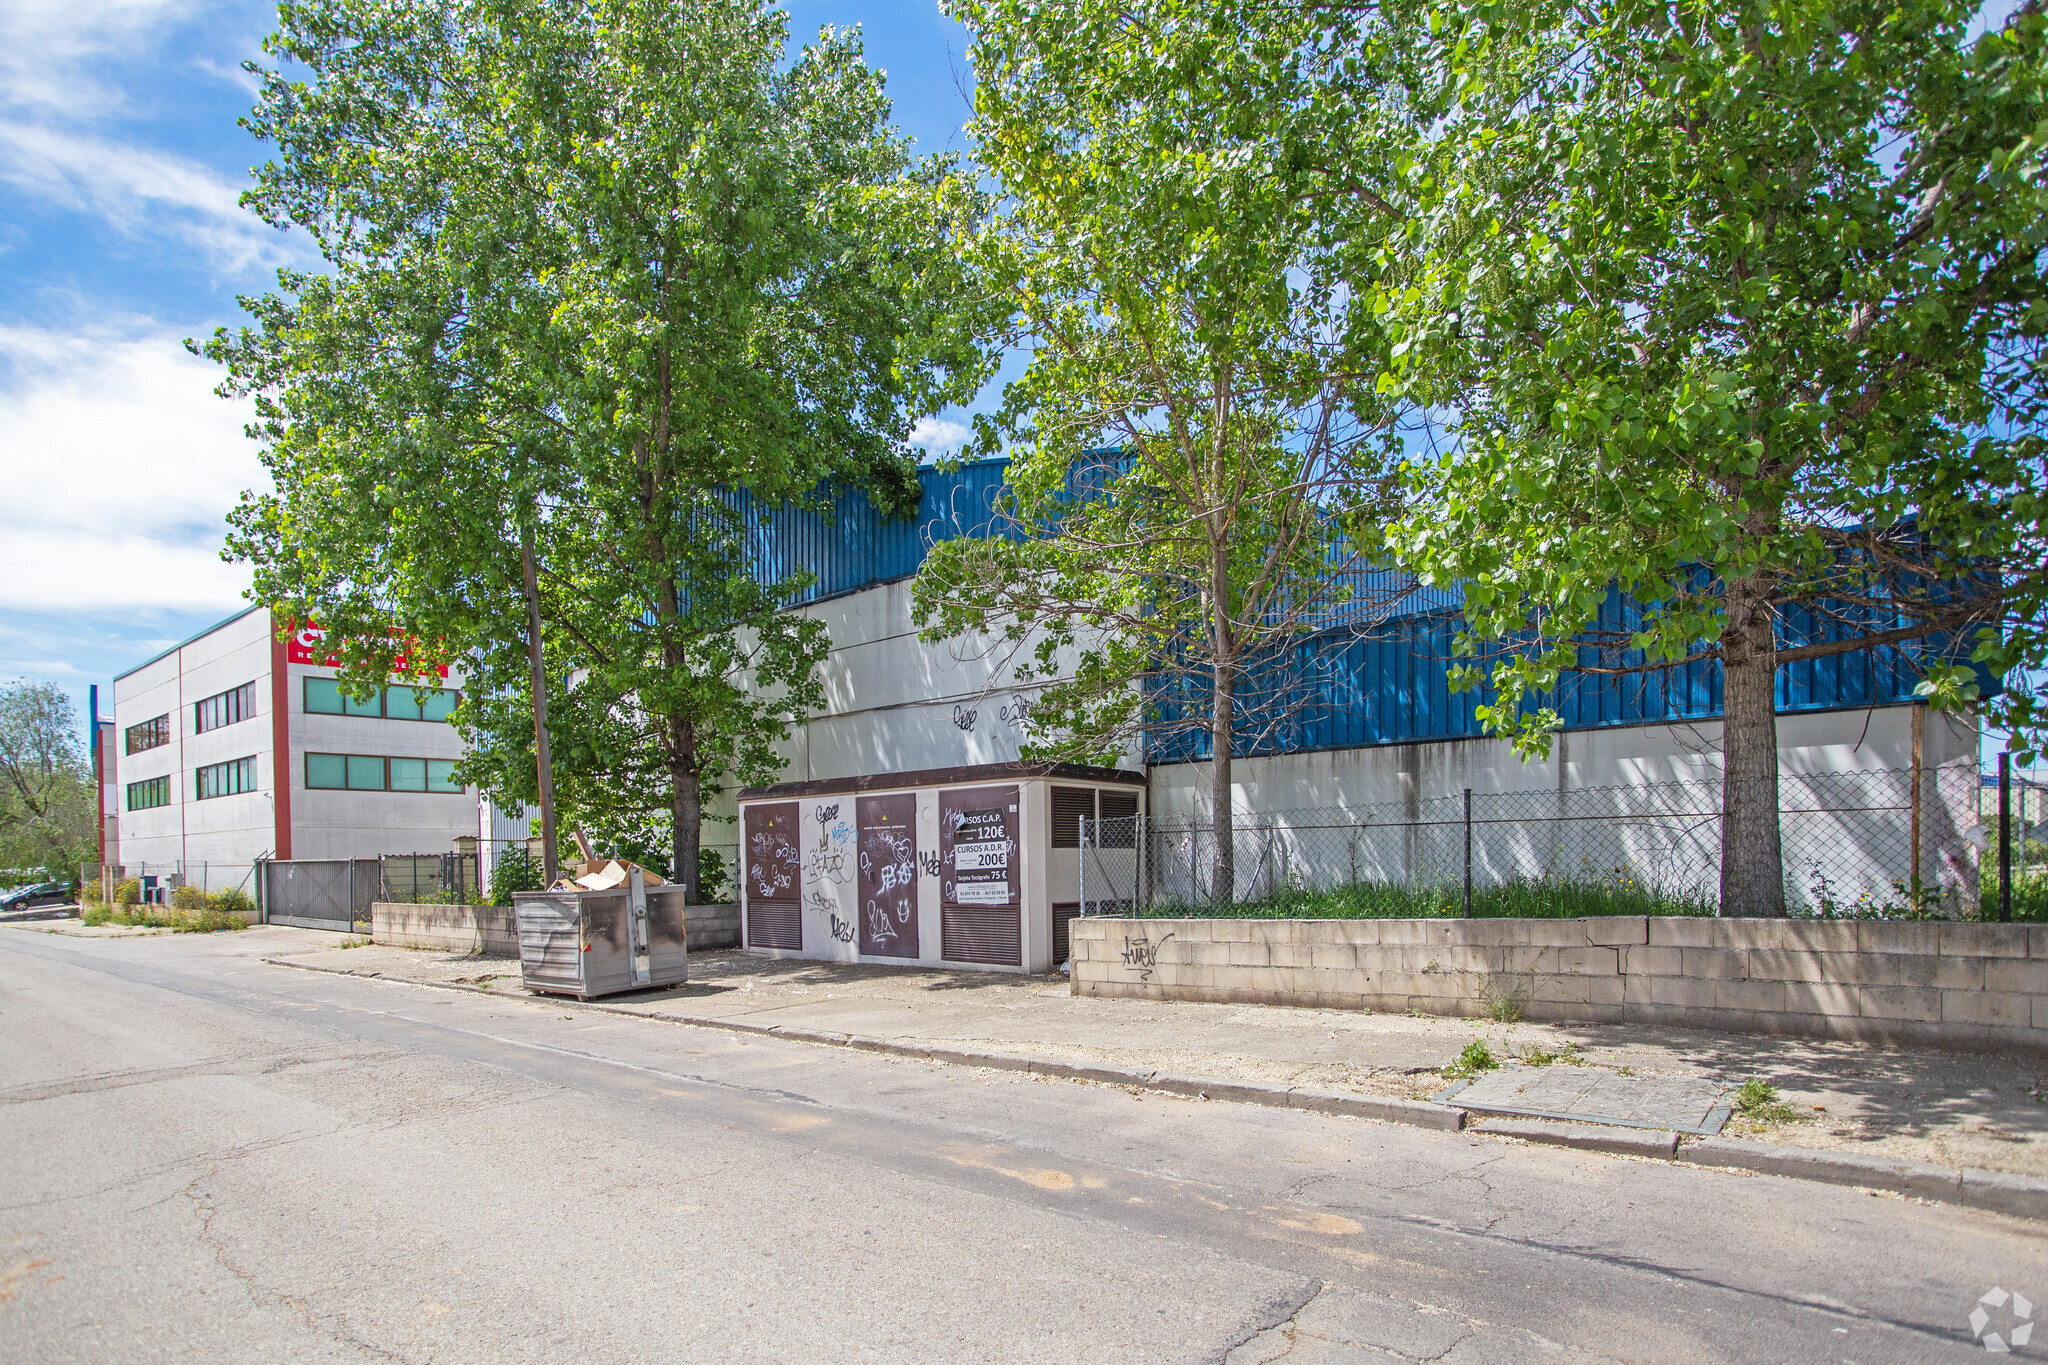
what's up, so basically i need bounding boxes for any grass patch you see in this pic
[82,903,246,933]
[1732,1077,1804,1124]
[1480,974,1532,1023]
[1443,1039,1498,1080]
[1514,1040,1584,1066]
[1139,875,1714,921]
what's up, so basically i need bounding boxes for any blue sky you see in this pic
[0,0,981,734]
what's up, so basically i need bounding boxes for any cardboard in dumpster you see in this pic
[573,858,667,891]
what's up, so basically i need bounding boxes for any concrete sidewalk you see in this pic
[216,926,2048,1181]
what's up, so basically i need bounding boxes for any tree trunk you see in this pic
[669,720,702,904]
[519,526,560,888]
[1210,659,1236,907]
[1719,570,1785,916]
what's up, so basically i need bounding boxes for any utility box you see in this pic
[514,870,688,999]
[735,761,1143,974]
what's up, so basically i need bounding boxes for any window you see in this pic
[303,678,460,722]
[125,715,170,755]
[195,756,258,800]
[127,775,171,811]
[306,753,465,794]
[194,681,256,734]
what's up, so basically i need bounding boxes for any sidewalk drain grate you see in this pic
[1436,1066,1732,1136]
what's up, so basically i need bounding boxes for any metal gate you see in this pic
[260,859,378,933]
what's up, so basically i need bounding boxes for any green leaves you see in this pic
[207,0,988,883]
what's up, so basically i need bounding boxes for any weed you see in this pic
[1732,1077,1805,1124]
[1480,974,1532,1023]
[81,904,112,927]
[1516,1040,1584,1067]
[336,937,372,948]
[1444,1039,1498,1080]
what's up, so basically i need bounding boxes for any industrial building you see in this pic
[101,606,485,897]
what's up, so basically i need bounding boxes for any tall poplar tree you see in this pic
[1379,0,2048,914]
[204,0,988,897]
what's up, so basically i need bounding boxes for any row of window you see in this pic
[195,681,256,735]
[123,678,460,757]
[125,753,468,808]
[125,715,170,755]
[127,775,170,811]
[303,679,459,722]
[195,756,258,800]
[306,753,465,793]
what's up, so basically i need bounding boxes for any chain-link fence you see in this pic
[379,852,483,904]
[1079,763,1988,919]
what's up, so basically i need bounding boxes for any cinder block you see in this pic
[1185,941,1231,967]
[1307,943,1358,972]
[1712,919,1785,950]
[1859,921,1940,956]
[1942,923,2032,958]
[1745,949,1831,983]
[2032,996,2048,1030]
[1448,919,1532,946]
[1069,919,1108,941]
[1715,979,1788,1013]
[1860,985,1944,1022]
[1224,941,1270,968]
[1681,948,1750,980]
[1985,959,2048,996]
[2031,924,2048,959]
[1372,970,1434,997]
[1943,990,2034,1029]
[1264,943,1313,969]
[1640,975,1718,1009]
[1780,981,1860,1017]
[1206,919,1253,941]
[1860,952,1984,991]
[1531,974,1592,1004]
[1775,921,1862,953]
[1373,920,1436,945]
[1587,976,1626,1007]
[1583,916,1650,946]
[1622,945,1683,976]
[1554,946,1620,976]
[1323,967,1378,997]
[1649,917,1716,948]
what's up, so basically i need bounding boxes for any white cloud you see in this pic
[0,123,291,273]
[0,0,201,117]
[0,321,263,613]
[910,416,971,455]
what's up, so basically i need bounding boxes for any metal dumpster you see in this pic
[514,870,688,999]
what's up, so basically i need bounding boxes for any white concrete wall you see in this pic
[112,606,276,879]
[286,657,477,859]
[1145,705,1982,912]
[720,581,1141,828]
[111,607,485,875]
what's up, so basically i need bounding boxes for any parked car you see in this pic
[0,881,72,911]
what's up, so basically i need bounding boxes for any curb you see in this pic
[260,956,1467,1133]
[1474,1117,1680,1159]
[1676,1135,2048,1222]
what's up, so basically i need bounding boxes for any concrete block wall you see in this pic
[373,902,519,955]
[1070,916,2048,1053]
[373,899,742,954]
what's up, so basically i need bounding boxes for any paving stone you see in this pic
[1444,1064,1727,1133]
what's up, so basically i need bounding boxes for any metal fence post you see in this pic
[1462,788,1473,918]
[2001,752,2013,923]
[1080,814,1088,917]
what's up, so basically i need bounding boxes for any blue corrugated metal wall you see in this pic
[740,459,1957,764]
[731,459,1010,605]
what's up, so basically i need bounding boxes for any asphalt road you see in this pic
[1,928,2041,1364]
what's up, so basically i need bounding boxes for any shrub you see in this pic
[169,885,209,911]
[113,878,141,908]
[207,887,256,917]
[82,904,112,926]
[489,845,541,906]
